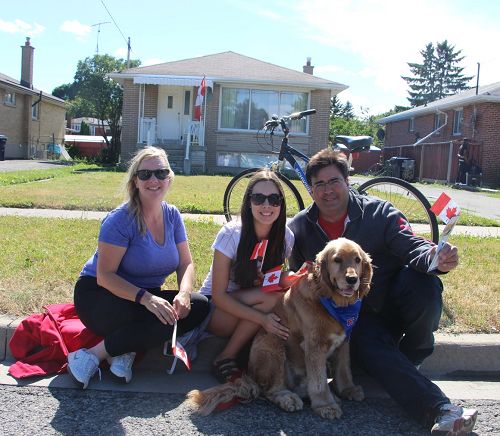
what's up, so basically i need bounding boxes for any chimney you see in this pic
[303,57,314,75]
[21,37,35,89]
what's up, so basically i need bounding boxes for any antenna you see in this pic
[91,21,110,54]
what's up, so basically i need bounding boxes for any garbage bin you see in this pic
[0,135,7,161]
[387,157,414,181]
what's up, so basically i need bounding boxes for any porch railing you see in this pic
[139,117,156,145]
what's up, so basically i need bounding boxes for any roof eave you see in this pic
[378,94,500,124]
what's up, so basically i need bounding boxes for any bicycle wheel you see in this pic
[357,177,439,243]
[223,168,305,222]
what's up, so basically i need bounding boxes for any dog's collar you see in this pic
[319,297,362,339]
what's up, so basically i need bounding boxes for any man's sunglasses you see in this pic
[250,193,283,207]
[136,169,170,181]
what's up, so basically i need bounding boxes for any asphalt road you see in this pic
[0,385,497,435]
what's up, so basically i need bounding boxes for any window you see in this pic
[184,91,191,115]
[453,109,463,135]
[220,88,309,133]
[71,123,81,132]
[167,96,173,109]
[408,117,415,132]
[4,92,16,106]
[434,113,445,131]
[32,101,39,120]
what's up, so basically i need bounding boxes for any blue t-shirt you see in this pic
[80,202,187,289]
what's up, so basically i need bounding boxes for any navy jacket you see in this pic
[288,189,437,313]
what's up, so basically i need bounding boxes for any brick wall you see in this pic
[144,85,158,117]
[0,87,26,158]
[121,79,140,163]
[309,89,331,155]
[384,102,500,187]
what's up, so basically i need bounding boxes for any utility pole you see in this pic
[127,37,131,68]
[91,21,110,54]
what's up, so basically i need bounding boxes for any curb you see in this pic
[1,314,499,377]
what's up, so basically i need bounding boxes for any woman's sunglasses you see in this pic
[136,168,170,181]
[250,193,283,207]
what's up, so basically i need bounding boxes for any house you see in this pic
[109,52,346,174]
[0,38,66,159]
[68,117,111,136]
[64,134,111,158]
[377,82,500,187]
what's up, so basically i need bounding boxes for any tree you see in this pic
[79,120,90,135]
[402,40,473,107]
[330,96,355,119]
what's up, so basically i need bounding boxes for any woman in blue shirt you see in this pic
[67,146,209,389]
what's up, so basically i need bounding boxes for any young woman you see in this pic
[199,169,293,382]
[68,146,209,389]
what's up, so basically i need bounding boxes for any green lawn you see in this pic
[0,215,498,333]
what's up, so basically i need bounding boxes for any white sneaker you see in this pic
[431,403,478,435]
[107,352,136,383]
[67,349,101,389]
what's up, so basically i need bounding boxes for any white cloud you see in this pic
[0,19,45,36]
[291,0,500,112]
[60,20,91,40]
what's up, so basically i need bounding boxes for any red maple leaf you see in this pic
[446,207,457,219]
[267,273,278,283]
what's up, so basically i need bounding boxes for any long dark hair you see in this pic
[233,169,287,288]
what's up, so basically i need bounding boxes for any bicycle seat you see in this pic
[335,135,373,152]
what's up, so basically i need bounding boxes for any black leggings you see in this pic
[74,275,210,357]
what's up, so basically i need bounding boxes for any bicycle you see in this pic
[223,110,439,243]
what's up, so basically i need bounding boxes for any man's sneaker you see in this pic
[431,403,478,435]
[107,352,136,383]
[67,349,101,389]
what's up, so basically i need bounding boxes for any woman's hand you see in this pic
[173,292,191,319]
[143,293,179,325]
[261,313,289,340]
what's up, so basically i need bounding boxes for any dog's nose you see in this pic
[346,275,358,285]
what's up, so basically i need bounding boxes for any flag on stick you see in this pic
[193,76,206,121]
[166,321,190,374]
[430,192,460,224]
[250,240,268,261]
[261,266,283,293]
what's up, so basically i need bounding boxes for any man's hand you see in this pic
[432,242,459,272]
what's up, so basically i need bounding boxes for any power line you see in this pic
[100,0,129,46]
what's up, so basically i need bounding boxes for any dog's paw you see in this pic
[272,392,304,412]
[314,403,343,420]
[340,385,364,401]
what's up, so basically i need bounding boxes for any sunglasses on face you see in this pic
[250,193,283,207]
[136,168,170,181]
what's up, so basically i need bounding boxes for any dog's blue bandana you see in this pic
[319,297,362,339]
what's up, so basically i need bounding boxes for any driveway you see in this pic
[0,159,73,172]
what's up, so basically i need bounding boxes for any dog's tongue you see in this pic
[339,288,355,297]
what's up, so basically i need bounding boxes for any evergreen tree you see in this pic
[402,40,473,106]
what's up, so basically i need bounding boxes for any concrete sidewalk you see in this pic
[0,207,499,237]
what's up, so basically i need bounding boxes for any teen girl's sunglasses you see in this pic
[136,168,170,181]
[250,193,283,207]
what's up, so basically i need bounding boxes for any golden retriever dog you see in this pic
[187,238,373,419]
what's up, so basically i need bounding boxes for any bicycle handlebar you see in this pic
[264,109,316,128]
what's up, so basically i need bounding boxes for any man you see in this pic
[457,138,471,184]
[288,149,477,434]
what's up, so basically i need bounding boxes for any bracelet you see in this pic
[135,288,146,304]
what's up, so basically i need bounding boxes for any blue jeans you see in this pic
[350,267,449,427]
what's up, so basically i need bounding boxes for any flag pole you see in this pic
[202,75,207,147]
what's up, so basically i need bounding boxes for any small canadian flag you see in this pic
[261,266,283,293]
[250,240,268,261]
[170,321,190,370]
[430,192,460,224]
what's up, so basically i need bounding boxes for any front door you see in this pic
[157,87,184,141]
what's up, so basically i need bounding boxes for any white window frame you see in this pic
[434,113,445,131]
[408,117,415,132]
[453,108,463,135]
[32,101,39,120]
[4,91,16,106]
[218,86,310,134]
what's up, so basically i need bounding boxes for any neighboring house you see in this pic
[0,38,66,159]
[377,81,500,187]
[109,52,346,174]
[64,134,111,157]
[68,117,111,136]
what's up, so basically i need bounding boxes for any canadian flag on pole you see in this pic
[430,192,460,224]
[261,266,283,293]
[250,239,268,261]
[193,76,206,121]
[167,321,191,372]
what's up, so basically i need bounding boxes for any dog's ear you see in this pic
[316,244,335,290]
[359,250,373,297]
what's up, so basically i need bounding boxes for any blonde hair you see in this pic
[124,146,174,234]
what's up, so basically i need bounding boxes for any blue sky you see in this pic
[2,0,499,116]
